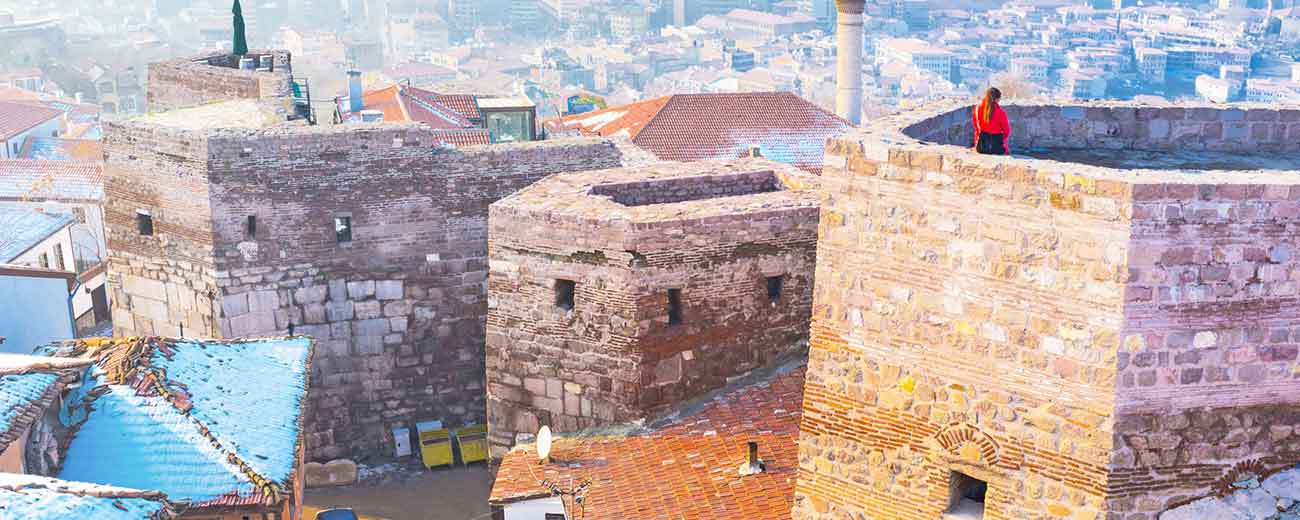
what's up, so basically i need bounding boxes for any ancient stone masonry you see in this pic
[146,50,294,113]
[793,100,1300,520]
[485,159,821,454]
[104,95,645,460]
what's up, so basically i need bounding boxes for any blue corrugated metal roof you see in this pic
[54,337,312,507]
[0,207,74,262]
[0,372,59,440]
[0,473,173,520]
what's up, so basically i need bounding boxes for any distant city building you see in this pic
[722,8,817,39]
[609,6,652,40]
[1195,73,1237,102]
[1060,68,1108,99]
[877,38,954,82]
[1136,47,1168,84]
[727,48,757,72]
[1244,78,1300,103]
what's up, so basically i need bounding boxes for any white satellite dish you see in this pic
[537,425,553,464]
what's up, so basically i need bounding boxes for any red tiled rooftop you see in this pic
[0,100,63,141]
[340,84,482,131]
[547,92,850,173]
[490,362,806,520]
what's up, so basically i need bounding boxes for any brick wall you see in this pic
[486,160,820,453]
[146,50,294,113]
[104,115,643,460]
[795,101,1300,520]
[104,119,220,339]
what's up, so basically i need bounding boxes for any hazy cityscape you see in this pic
[1,0,1300,519]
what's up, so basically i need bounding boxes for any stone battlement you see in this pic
[486,159,820,453]
[146,50,295,113]
[796,100,1300,520]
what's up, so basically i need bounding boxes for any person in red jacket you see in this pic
[972,87,1011,155]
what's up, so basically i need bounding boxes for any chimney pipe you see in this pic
[739,441,766,476]
[347,69,363,114]
[835,0,865,125]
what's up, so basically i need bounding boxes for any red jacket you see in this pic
[972,104,1011,153]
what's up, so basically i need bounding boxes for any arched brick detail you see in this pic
[932,423,1001,467]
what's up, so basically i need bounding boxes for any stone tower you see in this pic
[485,158,821,452]
[103,53,644,460]
[795,101,1300,519]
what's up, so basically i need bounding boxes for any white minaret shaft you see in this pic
[835,0,866,125]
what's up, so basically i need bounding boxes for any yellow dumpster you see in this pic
[417,421,453,469]
[456,425,489,465]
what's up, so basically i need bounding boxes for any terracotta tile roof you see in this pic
[39,336,313,512]
[432,129,492,147]
[489,361,806,520]
[0,101,62,141]
[0,159,104,201]
[339,85,483,130]
[0,473,179,519]
[547,92,851,174]
[432,94,482,121]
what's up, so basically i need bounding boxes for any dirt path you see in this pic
[304,464,495,520]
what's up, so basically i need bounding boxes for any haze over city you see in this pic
[0,1,1299,519]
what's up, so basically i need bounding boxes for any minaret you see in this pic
[834,0,865,125]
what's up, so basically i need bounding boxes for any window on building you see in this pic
[38,253,49,269]
[555,279,575,311]
[766,275,783,304]
[667,288,683,325]
[544,514,566,520]
[947,471,987,519]
[53,243,64,270]
[135,211,153,236]
[246,215,257,238]
[334,216,352,243]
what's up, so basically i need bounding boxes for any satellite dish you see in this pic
[537,425,553,464]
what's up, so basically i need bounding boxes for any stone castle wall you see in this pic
[104,117,641,460]
[104,120,220,339]
[1108,180,1300,518]
[794,101,1300,520]
[146,50,294,113]
[486,160,820,452]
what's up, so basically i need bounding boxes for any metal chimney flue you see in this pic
[739,441,766,476]
[347,69,363,114]
[835,0,866,125]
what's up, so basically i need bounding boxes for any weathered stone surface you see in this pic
[485,159,819,452]
[794,100,1300,520]
[303,459,358,488]
[104,99,641,461]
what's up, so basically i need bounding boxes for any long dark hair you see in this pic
[978,87,1002,123]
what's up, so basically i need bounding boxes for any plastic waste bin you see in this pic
[417,420,452,468]
[456,425,489,465]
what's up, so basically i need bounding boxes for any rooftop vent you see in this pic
[359,110,385,123]
[738,441,765,476]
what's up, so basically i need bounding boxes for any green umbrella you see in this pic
[232,0,248,56]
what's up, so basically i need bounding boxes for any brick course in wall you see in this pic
[104,102,646,460]
[795,100,1300,520]
[485,159,821,453]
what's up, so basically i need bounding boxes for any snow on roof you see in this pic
[0,372,59,450]
[0,159,103,201]
[43,337,312,510]
[0,473,177,520]
[0,207,74,262]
